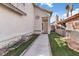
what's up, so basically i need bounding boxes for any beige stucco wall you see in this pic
[66,22,74,31]
[66,18,79,30]
[34,7,50,34]
[55,28,66,36]
[66,18,79,43]
[69,31,79,41]
[0,3,35,48]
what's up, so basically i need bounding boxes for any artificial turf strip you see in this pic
[4,34,39,56]
[48,32,79,56]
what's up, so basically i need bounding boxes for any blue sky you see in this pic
[37,3,79,23]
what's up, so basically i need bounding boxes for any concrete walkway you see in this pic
[23,34,51,56]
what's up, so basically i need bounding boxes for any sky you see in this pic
[37,3,79,23]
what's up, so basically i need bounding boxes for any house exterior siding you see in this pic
[34,6,51,34]
[0,3,35,49]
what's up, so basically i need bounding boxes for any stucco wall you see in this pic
[69,31,79,41]
[66,18,79,30]
[66,18,79,40]
[0,3,35,48]
[66,22,74,30]
[56,28,66,36]
[34,7,50,34]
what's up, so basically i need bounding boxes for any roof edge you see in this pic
[57,13,79,24]
[32,3,53,15]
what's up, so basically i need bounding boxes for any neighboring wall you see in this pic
[69,31,79,41]
[55,27,66,36]
[66,18,79,43]
[0,3,35,49]
[66,21,74,31]
[51,25,55,32]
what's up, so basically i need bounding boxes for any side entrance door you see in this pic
[42,17,48,34]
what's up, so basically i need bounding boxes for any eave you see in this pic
[1,3,26,15]
[57,13,79,24]
[32,3,53,17]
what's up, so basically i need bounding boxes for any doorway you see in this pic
[42,17,48,34]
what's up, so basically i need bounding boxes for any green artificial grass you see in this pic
[48,32,79,56]
[4,34,39,56]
